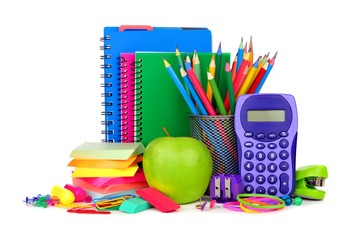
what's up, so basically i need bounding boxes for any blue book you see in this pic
[100,25,212,143]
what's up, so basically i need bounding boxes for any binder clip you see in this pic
[210,174,242,202]
[293,165,328,200]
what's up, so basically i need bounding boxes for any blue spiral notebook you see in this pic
[100,25,212,143]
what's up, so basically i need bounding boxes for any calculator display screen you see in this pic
[247,110,285,122]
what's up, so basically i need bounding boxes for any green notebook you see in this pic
[134,52,230,146]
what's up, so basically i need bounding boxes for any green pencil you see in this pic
[208,71,227,115]
[193,51,203,88]
[175,47,190,97]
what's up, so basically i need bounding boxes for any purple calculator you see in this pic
[234,94,298,197]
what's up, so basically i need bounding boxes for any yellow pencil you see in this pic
[253,54,268,81]
[206,54,216,103]
[236,56,261,98]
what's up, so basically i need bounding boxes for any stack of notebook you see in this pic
[67,142,148,198]
[100,25,212,144]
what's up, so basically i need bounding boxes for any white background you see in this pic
[1,0,359,239]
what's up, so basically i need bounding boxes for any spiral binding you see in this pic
[133,58,143,142]
[100,32,143,143]
[100,35,116,143]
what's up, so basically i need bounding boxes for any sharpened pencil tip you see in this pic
[217,41,222,54]
[175,47,180,56]
[207,71,214,80]
[225,62,231,72]
[163,57,170,67]
[273,51,278,59]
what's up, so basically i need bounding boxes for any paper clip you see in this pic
[95,195,135,210]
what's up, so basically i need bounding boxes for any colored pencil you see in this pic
[248,36,253,68]
[192,51,202,85]
[163,57,199,115]
[175,46,185,70]
[179,67,208,115]
[185,62,216,115]
[247,61,269,94]
[185,53,191,66]
[231,53,238,80]
[207,71,227,115]
[255,51,277,93]
[254,53,268,78]
[224,62,236,114]
[175,47,190,96]
[214,41,222,87]
[236,56,261,98]
[206,54,216,103]
[223,52,250,110]
[236,37,244,73]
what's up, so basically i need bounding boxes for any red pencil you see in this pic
[224,52,249,111]
[247,61,269,94]
[231,53,238,80]
[185,62,216,115]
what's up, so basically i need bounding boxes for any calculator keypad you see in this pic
[241,131,292,196]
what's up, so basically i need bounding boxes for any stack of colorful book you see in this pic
[67,142,148,198]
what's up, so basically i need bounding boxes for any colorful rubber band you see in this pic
[237,193,285,210]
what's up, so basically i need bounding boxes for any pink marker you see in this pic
[64,184,87,202]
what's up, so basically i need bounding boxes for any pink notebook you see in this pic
[120,53,136,142]
[74,168,146,187]
[73,177,148,194]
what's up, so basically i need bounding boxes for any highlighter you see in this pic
[51,185,75,205]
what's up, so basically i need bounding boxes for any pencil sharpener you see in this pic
[210,174,242,202]
[293,165,328,200]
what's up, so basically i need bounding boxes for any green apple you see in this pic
[142,136,213,204]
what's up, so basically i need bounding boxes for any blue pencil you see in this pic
[236,37,244,73]
[179,67,208,115]
[163,57,199,115]
[255,51,277,93]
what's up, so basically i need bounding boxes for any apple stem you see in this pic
[162,126,171,136]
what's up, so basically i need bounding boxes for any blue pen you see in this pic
[163,57,199,115]
[179,67,208,115]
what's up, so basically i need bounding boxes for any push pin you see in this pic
[293,165,328,200]
[196,198,219,211]
[24,196,38,206]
